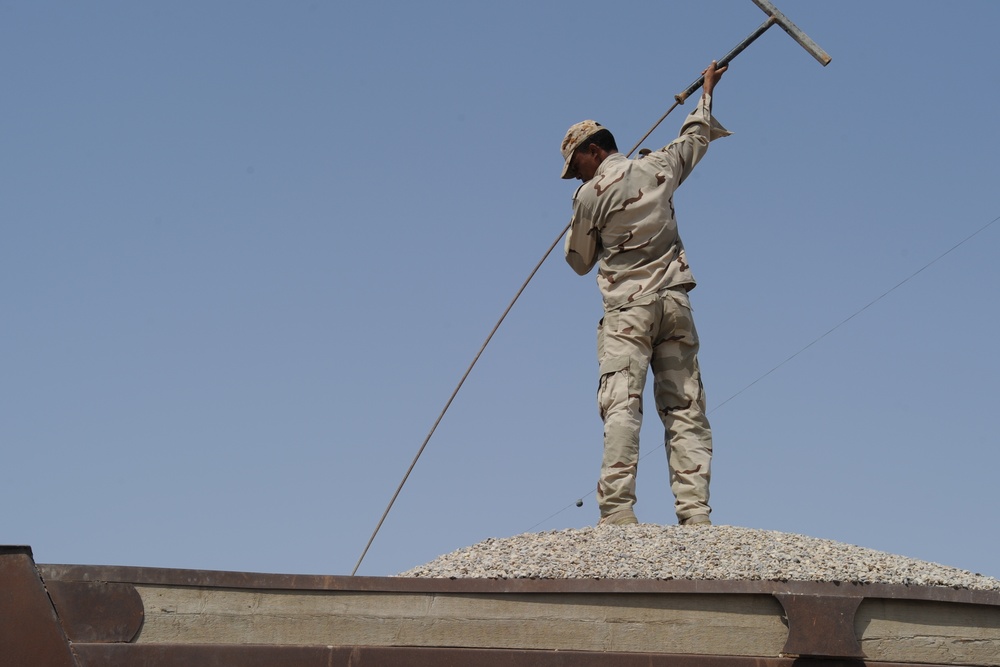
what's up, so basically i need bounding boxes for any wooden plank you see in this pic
[71,644,925,667]
[35,561,1000,665]
[858,599,1000,666]
[134,586,788,655]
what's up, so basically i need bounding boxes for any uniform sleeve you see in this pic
[564,196,600,276]
[651,93,731,189]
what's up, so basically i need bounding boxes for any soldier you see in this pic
[561,61,729,527]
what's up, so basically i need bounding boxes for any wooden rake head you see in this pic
[675,0,831,103]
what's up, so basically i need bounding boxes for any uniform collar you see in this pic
[594,151,626,179]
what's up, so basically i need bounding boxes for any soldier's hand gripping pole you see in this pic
[674,0,831,104]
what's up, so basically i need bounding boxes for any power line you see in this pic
[712,212,1000,412]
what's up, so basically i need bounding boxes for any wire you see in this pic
[351,102,690,575]
[712,211,1000,412]
[351,221,567,576]
[528,212,1000,532]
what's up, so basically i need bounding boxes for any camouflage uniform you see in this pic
[563,94,730,524]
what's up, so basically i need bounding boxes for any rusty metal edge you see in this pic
[37,562,1000,607]
[775,592,865,659]
[45,580,144,644]
[0,550,79,667]
[68,644,897,667]
[1,544,35,557]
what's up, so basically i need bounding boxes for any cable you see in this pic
[351,221,566,576]
[351,102,691,575]
[712,211,1000,412]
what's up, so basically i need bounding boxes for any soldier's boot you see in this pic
[598,509,639,526]
[680,514,711,526]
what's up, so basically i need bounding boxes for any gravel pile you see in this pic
[398,524,1000,591]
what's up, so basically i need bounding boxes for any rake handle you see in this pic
[675,16,776,104]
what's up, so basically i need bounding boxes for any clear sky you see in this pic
[3,1,998,579]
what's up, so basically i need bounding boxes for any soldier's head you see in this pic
[561,121,618,182]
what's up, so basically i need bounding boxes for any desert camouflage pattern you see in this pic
[564,94,730,310]
[595,287,712,522]
[563,94,728,523]
[560,119,605,179]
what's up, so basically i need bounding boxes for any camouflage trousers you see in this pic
[595,286,713,523]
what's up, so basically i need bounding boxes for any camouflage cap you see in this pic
[560,120,604,179]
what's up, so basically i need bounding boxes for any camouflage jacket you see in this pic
[564,94,730,311]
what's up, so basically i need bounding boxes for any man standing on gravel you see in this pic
[560,61,729,527]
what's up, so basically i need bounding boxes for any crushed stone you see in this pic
[397,524,1000,591]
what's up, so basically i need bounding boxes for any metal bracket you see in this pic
[774,592,865,659]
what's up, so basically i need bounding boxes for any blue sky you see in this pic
[3,1,999,579]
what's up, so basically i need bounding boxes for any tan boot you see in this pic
[598,509,639,526]
[680,514,711,526]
